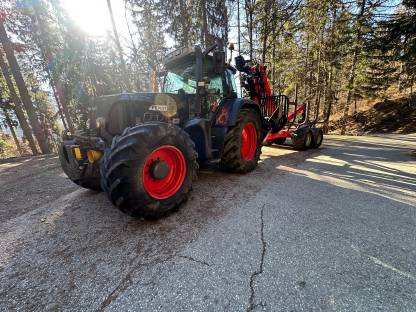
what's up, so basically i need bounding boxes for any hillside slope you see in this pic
[330,96,416,135]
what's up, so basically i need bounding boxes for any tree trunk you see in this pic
[271,27,276,94]
[261,33,267,64]
[29,4,73,133]
[341,0,366,135]
[50,80,71,131]
[324,66,334,134]
[200,0,208,46]
[314,35,322,118]
[2,107,23,155]
[341,47,358,134]
[261,2,271,63]
[0,20,50,154]
[178,0,189,45]
[0,51,39,154]
[304,35,309,99]
[107,0,129,91]
[324,3,337,134]
[245,0,255,60]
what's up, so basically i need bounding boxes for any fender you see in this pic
[183,118,212,161]
[213,98,262,128]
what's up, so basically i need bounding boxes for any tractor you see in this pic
[59,40,323,219]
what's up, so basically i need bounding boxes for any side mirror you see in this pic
[235,55,246,72]
[213,51,225,74]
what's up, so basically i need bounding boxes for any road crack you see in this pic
[178,255,211,267]
[97,254,177,312]
[247,204,266,312]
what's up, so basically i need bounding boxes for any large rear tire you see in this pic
[220,109,262,173]
[100,123,198,219]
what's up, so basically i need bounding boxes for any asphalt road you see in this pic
[0,134,415,311]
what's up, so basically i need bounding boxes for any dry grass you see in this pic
[329,95,416,135]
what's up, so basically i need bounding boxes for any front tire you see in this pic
[59,140,102,191]
[101,123,198,219]
[220,109,262,173]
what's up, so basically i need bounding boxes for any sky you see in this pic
[62,0,129,39]
[61,0,178,50]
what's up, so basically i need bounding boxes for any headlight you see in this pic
[87,150,103,163]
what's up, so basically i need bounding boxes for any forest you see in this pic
[0,0,414,158]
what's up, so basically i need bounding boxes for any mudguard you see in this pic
[210,98,264,160]
[213,98,262,128]
[183,118,212,161]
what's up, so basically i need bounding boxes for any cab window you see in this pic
[164,72,196,94]
[208,75,223,95]
[225,69,237,94]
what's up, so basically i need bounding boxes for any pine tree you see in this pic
[377,0,416,99]
[0,51,39,154]
[0,18,50,154]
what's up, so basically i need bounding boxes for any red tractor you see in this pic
[235,55,324,150]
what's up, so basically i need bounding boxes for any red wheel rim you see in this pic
[241,122,257,161]
[143,145,186,199]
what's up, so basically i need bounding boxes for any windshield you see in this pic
[163,71,226,96]
[163,72,196,94]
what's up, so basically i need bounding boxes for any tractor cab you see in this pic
[163,44,238,118]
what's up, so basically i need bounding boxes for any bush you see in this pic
[0,136,17,159]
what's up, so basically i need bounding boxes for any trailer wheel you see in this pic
[312,130,323,148]
[292,130,313,151]
[221,109,262,173]
[59,141,102,191]
[100,123,198,219]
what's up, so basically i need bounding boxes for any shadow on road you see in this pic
[1,135,415,310]
[0,144,313,310]
[274,136,416,206]
[252,136,416,310]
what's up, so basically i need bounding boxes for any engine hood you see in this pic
[92,92,197,135]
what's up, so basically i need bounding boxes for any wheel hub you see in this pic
[150,160,170,180]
